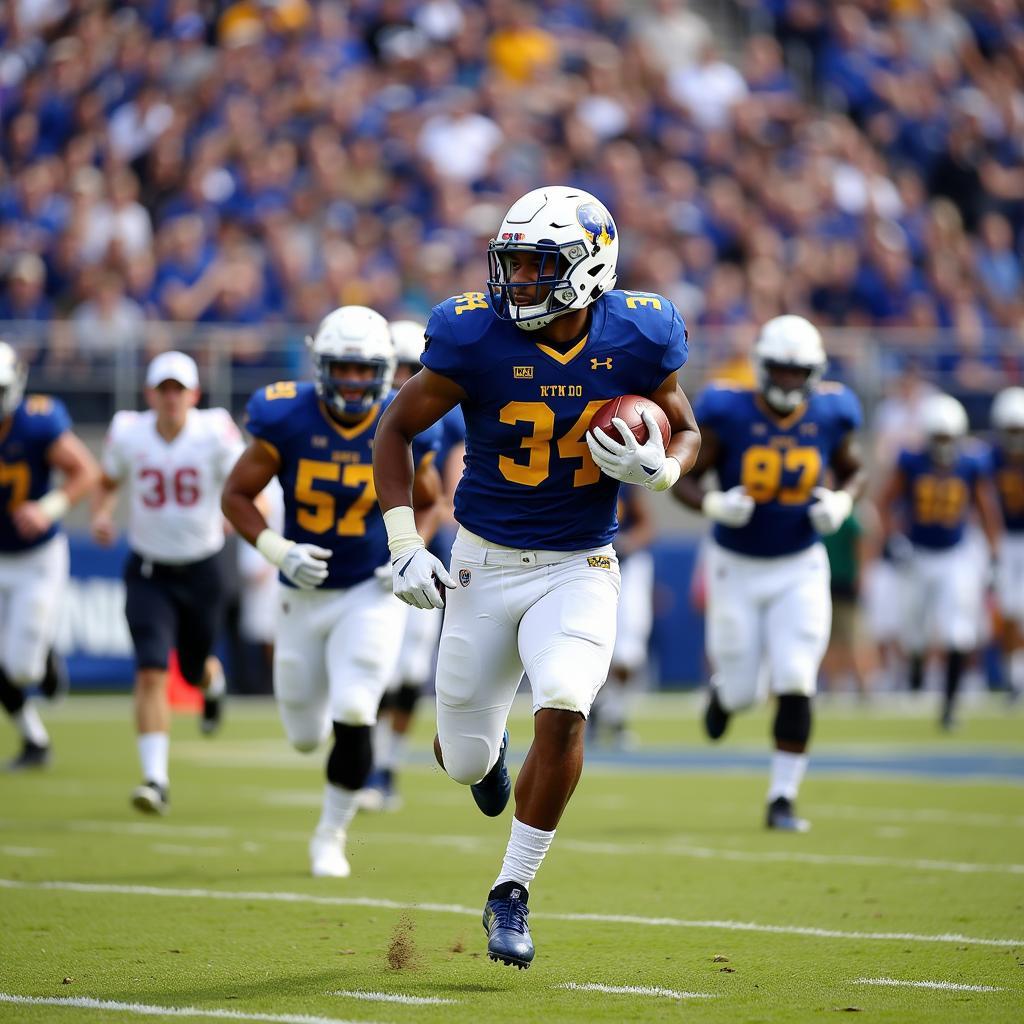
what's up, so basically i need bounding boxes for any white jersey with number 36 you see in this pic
[102,408,244,564]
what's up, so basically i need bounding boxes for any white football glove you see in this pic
[808,487,853,536]
[586,410,680,492]
[256,529,331,589]
[391,546,456,610]
[701,486,755,528]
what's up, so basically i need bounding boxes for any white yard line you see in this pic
[150,844,228,857]
[329,991,457,1005]
[1,878,1019,948]
[558,982,713,1000]
[0,994,380,1024]
[809,805,1024,828]
[15,818,1020,876]
[854,977,1004,993]
[0,845,52,857]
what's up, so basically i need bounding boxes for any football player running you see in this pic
[990,387,1024,699]
[673,316,866,832]
[361,319,467,812]
[222,306,444,878]
[878,394,1001,728]
[373,186,700,968]
[0,342,99,769]
[92,352,242,813]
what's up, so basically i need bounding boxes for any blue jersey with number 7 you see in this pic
[420,289,688,550]
[245,382,441,589]
[694,382,862,558]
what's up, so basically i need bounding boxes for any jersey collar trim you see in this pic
[534,333,589,366]
[318,401,380,440]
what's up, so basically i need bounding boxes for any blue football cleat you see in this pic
[483,885,534,969]
[471,730,510,817]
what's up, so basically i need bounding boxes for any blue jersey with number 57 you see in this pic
[420,289,688,550]
[694,382,862,558]
[896,444,990,549]
[245,382,441,589]
[0,395,71,553]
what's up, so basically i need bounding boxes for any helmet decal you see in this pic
[576,202,616,249]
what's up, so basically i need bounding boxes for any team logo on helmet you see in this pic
[577,202,616,248]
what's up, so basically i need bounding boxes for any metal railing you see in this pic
[2,319,1021,428]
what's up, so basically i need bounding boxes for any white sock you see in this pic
[767,750,808,802]
[373,719,394,771]
[389,731,408,770]
[316,783,360,835]
[204,662,225,699]
[1009,650,1024,694]
[493,817,556,891]
[138,732,169,787]
[15,703,49,746]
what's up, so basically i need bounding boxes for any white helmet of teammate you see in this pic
[487,185,619,331]
[753,315,827,414]
[0,341,27,420]
[992,386,1024,454]
[389,320,426,367]
[306,305,395,417]
[920,392,968,466]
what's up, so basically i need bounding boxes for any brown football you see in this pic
[589,395,671,447]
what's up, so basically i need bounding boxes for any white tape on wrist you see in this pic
[648,456,681,492]
[383,505,424,558]
[256,528,292,568]
[37,489,70,522]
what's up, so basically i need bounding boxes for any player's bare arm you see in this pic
[649,371,701,477]
[14,430,100,541]
[90,473,120,546]
[373,367,465,513]
[829,433,867,499]
[876,465,907,542]
[411,454,445,544]
[671,422,721,511]
[973,474,1003,556]
[221,440,281,545]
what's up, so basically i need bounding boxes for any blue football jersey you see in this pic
[420,289,688,550]
[694,382,863,558]
[992,445,1024,534]
[245,382,441,589]
[0,394,71,553]
[896,443,990,549]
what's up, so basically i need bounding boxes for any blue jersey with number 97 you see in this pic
[420,289,688,550]
[245,382,441,589]
[694,381,862,557]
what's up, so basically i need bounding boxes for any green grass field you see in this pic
[1,694,1022,1024]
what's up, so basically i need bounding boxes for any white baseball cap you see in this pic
[146,351,199,390]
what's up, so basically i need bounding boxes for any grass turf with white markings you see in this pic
[1,696,1022,1023]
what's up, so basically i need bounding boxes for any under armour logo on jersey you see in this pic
[513,366,534,379]
[459,568,472,587]
[311,435,328,448]
[591,357,613,371]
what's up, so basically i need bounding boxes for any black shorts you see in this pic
[124,551,226,684]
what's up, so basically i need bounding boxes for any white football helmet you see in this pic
[992,386,1024,454]
[753,315,827,413]
[0,341,27,420]
[389,320,427,366]
[487,185,619,331]
[920,392,968,466]
[306,306,395,418]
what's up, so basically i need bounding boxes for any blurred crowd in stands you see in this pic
[1,0,1023,396]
